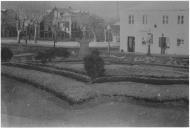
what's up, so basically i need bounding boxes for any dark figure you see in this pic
[159,34,167,55]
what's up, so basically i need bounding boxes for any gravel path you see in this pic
[2,76,188,127]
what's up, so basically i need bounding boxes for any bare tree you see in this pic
[15,8,25,44]
[88,15,105,42]
[32,14,44,43]
[15,8,32,45]
[105,24,112,56]
[51,18,59,47]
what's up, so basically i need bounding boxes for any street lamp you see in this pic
[106,24,111,56]
[81,26,87,39]
[147,31,153,55]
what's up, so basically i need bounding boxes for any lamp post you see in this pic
[79,25,90,58]
[146,30,153,56]
[106,24,111,56]
[82,26,87,39]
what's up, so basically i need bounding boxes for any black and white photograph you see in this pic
[1,1,189,127]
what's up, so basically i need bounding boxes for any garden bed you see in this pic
[47,62,188,78]
[104,55,189,69]
[1,65,189,105]
[2,62,189,85]
[1,65,95,104]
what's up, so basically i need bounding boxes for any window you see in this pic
[142,15,147,24]
[163,15,168,24]
[177,16,184,24]
[129,15,134,24]
[178,15,184,24]
[177,38,184,46]
[142,37,146,45]
[181,16,184,24]
[178,16,180,24]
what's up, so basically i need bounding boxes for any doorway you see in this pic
[159,36,167,54]
[127,36,135,52]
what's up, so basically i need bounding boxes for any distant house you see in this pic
[119,2,188,55]
[1,9,17,37]
[39,7,92,41]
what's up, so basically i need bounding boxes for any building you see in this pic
[39,7,91,41]
[119,2,188,55]
[1,9,17,37]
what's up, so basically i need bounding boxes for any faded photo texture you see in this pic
[1,1,189,127]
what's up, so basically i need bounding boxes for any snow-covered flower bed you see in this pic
[2,65,96,103]
[48,62,188,78]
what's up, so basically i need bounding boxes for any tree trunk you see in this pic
[25,39,27,46]
[147,44,151,56]
[92,30,96,42]
[104,29,106,42]
[34,24,37,43]
[17,30,21,44]
[53,32,57,48]
[108,42,111,56]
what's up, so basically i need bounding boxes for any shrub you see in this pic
[1,47,13,62]
[35,51,54,64]
[54,48,70,58]
[84,49,105,79]
[45,48,70,58]
[35,48,70,63]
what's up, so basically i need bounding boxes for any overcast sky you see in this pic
[2,1,119,20]
[2,1,188,21]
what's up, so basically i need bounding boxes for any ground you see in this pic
[2,76,188,127]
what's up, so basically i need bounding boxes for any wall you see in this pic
[120,7,189,55]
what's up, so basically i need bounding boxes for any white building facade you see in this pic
[119,2,189,55]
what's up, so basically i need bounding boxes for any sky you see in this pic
[2,1,188,22]
[2,1,119,21]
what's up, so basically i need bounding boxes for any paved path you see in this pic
[1,38,119,48]
[2,76,188,127]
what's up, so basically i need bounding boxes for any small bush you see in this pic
[54,48,70,58]
[45,48,70,58]
[1,47,13,62]
[35,51,54,64]
[35,48,70,63]
[84,49,105,79]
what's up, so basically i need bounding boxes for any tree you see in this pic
[15,8,32,45]
[105,24,112,56]
[88,15,105,42]
[15,9,25,44]
[84,49,105,79]
[32,16,43,43]
[51,18,59,47]
[1,47,13,62]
